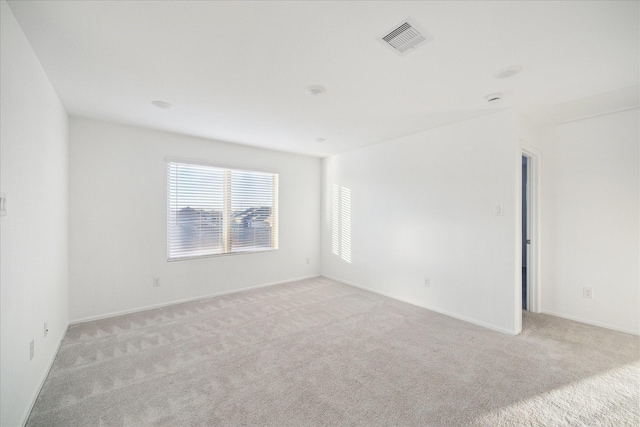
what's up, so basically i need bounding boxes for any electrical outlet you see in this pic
[153,277,160,287]
[424,277,431,287]
[583,287,593,299]
[30,340,34,361]
[44,322,48,337]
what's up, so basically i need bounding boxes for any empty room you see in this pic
[1,0,639,426]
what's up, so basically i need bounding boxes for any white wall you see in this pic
[539,109,639,334]
[321,110,522,334]
[69,118,320,322]
[0,1,69,425]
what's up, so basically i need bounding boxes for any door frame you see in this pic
[521,142,541,313]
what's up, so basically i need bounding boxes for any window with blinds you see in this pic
[167,161,278,261]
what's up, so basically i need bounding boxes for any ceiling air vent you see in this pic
[379,18,431,55]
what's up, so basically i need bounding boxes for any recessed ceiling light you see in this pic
[315,137,326,143]
[305,85,326,96]
[152,100,172,109]
[485,92,503,103]
[494,65,522,79]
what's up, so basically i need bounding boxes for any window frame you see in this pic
[166,158,279,262]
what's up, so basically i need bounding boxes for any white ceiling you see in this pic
[7,0,639,157]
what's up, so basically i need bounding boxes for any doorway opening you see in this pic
[522,156,528,310]
[521,145,540,314]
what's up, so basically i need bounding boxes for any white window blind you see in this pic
[167,162,278,261]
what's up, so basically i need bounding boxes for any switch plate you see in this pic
[0,193,6,216]
[583,287,593,299]
[153,277,160,287]
[494,204,504,216]
[30,340,34,361]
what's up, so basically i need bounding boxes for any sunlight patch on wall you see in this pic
[332,184,352,263]
[332,185,340,256]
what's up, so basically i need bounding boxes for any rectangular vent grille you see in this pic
[379,19,429,54]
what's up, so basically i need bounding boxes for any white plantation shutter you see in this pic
[167,161,278,261]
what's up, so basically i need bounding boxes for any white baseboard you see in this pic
[541,310,639,336]
[20,323,69,427]
[70,275,320,325]
[321,275,519,336]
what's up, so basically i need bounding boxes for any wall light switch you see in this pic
[494,204,504,216]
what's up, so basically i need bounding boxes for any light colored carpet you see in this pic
[27,277,639,426]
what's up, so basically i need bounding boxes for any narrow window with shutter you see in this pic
[167,161,278,261]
